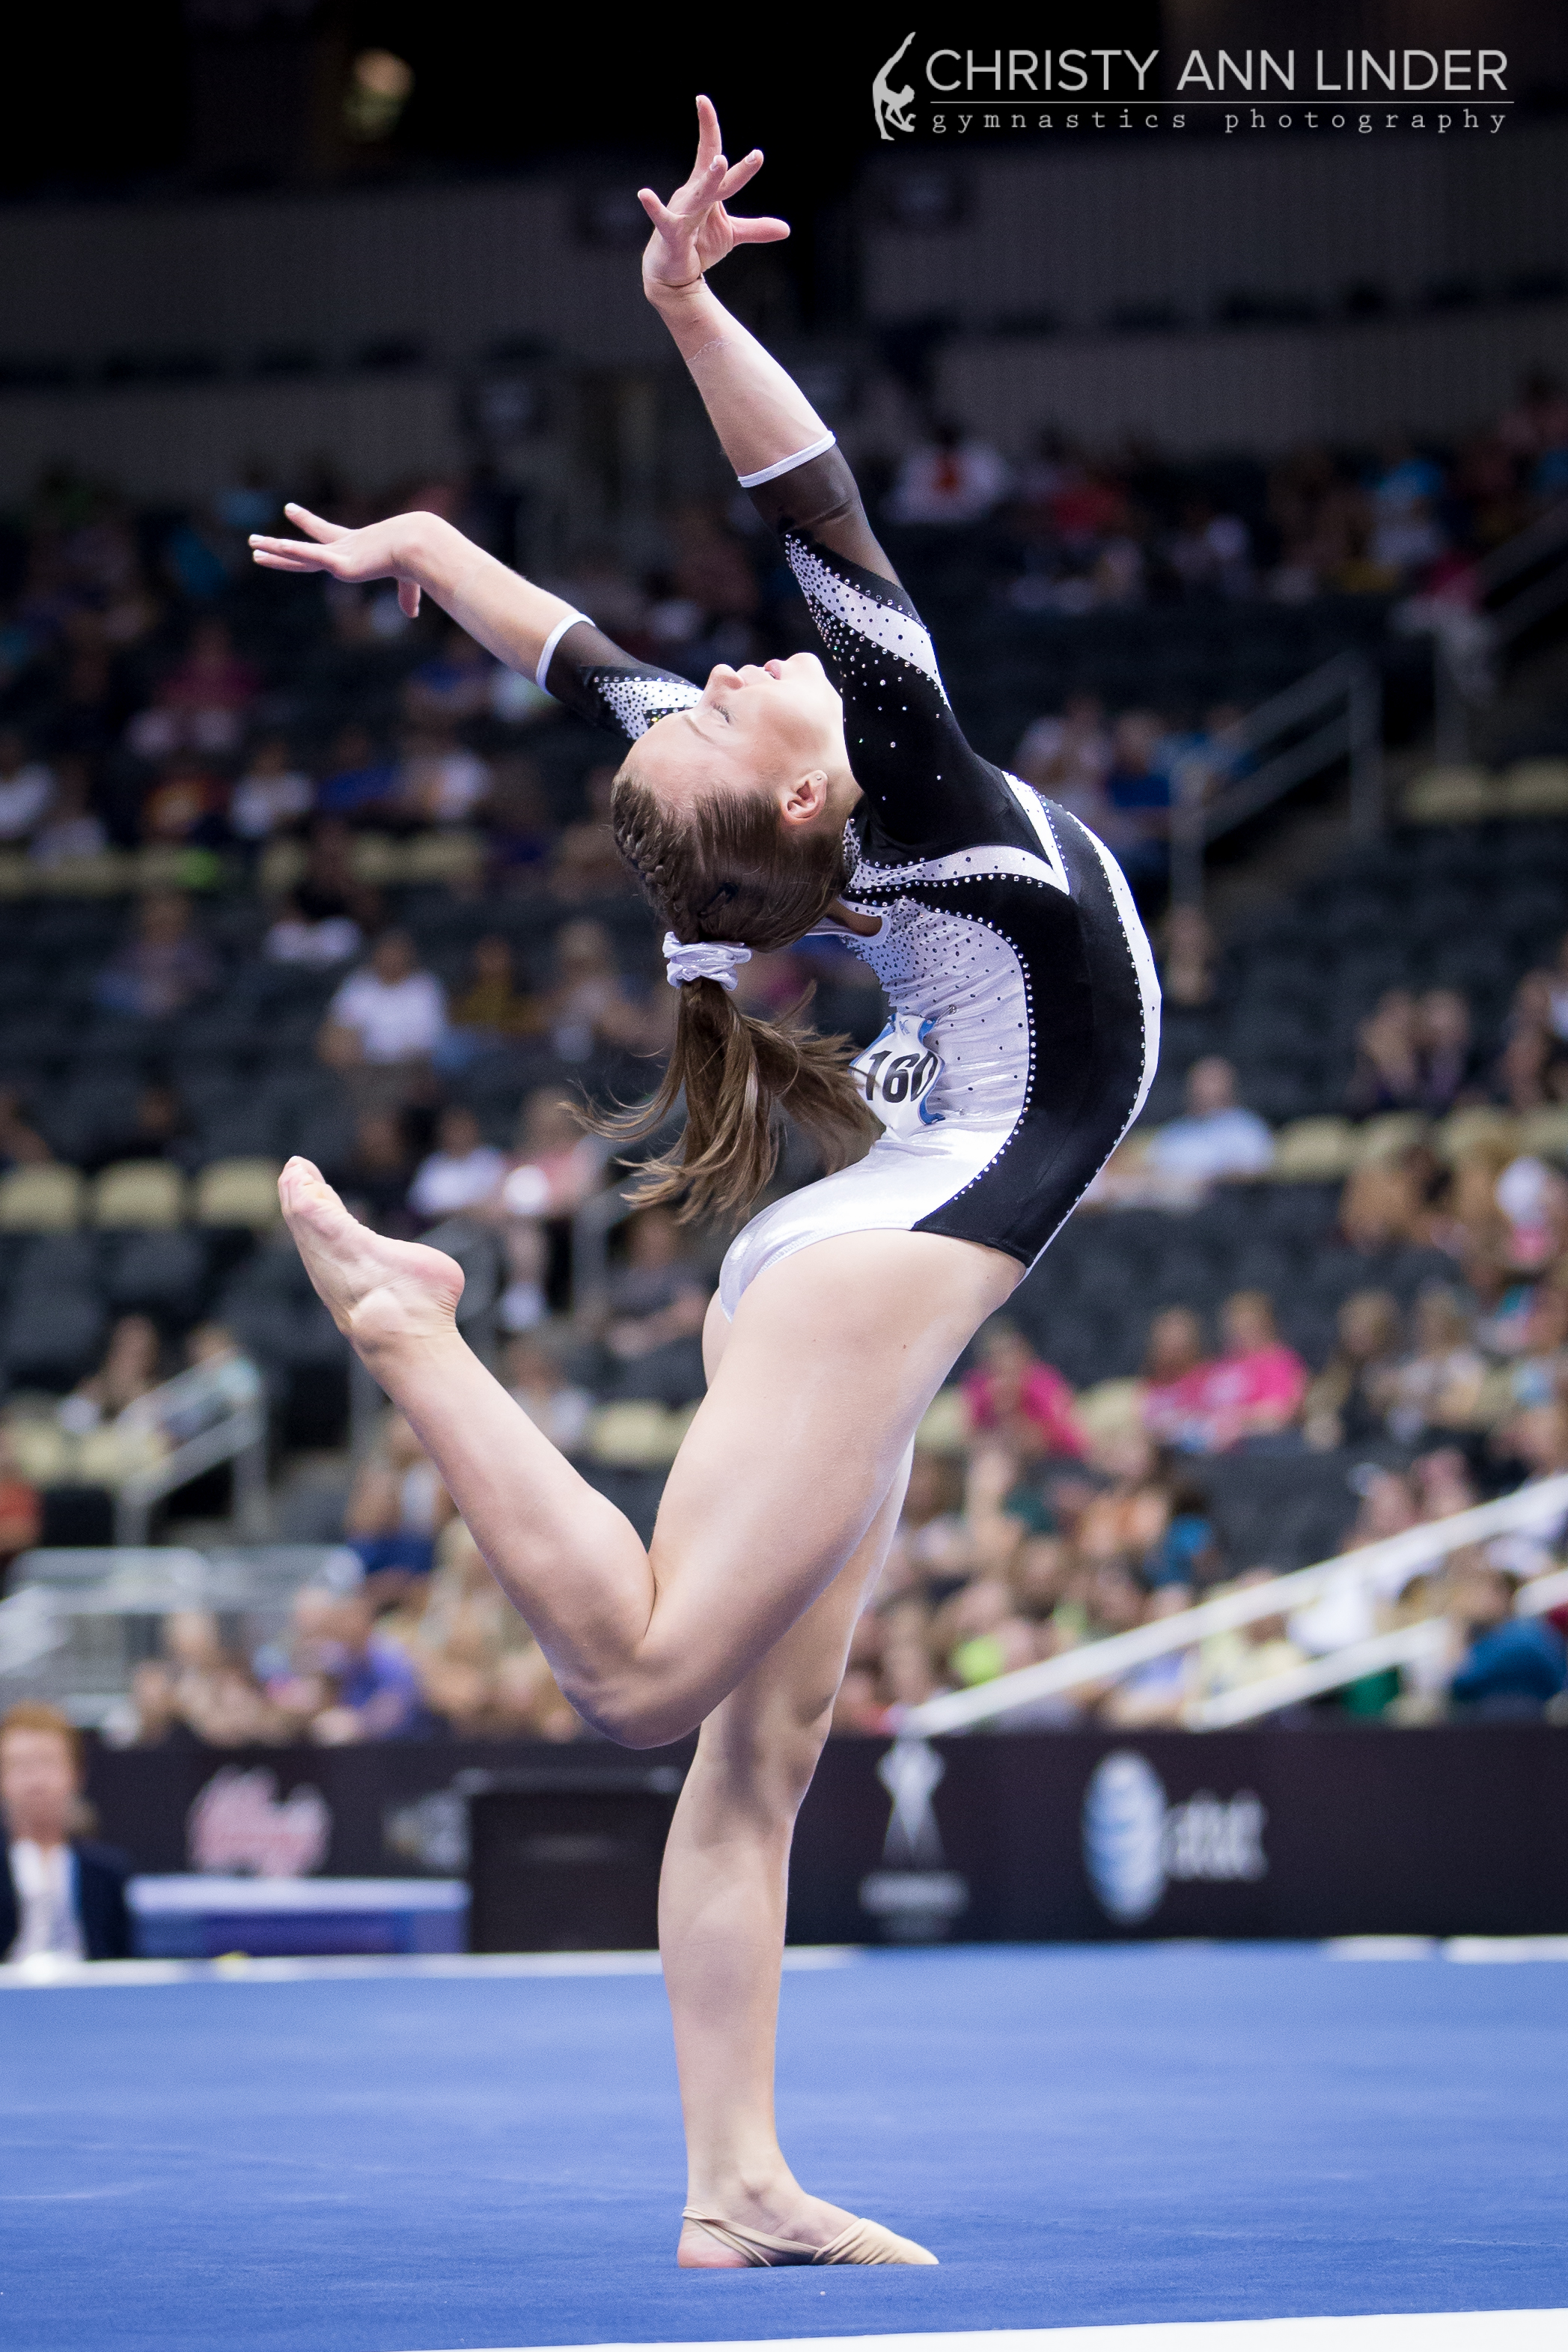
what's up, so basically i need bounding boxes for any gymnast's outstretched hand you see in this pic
[638,94,788,298]
[248,505,427,617]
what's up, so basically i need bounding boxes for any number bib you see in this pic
[849,1014,945,1133]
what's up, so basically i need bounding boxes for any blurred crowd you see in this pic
[0,368,1561,886]
[867,365,1568,613]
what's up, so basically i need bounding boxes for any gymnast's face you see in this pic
[631,653,857,832]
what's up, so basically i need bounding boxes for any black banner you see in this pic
[86,1725,1568,1946]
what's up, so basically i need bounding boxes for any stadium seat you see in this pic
[1520,1106,1568,1160]
[195,1158,284,1229]
[1501,759,1568,817]
[1433,1106,1522,1163]
[1269,1118,1357,1181]
[103,1230,210,1322]
[1,1290,107,1389]
[1401,765,1495,823]
[0,1164,85,1232]
[1352,1112,1430,1164]
[89,1161,188,1230]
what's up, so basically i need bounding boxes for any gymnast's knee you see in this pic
[695,1692,836,1824]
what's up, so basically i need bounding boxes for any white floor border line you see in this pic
[412,2318,1568,2352]
[0,1946,861,1989]
[6,1938,1568,1990]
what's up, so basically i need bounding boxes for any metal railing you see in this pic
[897,1470,1568,1740]
[1427,497,1568,762]
[1170,651,1384,908]
[0,1542,362,1725]
[1189,1557,1568,1729]
[112,1362,269,1546]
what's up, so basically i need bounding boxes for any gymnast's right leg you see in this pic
[278,1154,1016,1745]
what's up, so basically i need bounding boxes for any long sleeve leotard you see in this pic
[539,440,1159,1308]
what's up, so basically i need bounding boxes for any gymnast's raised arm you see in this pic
[248,499,585,686]
[637,96,899,588]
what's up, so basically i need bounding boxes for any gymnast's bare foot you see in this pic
[278,1156,464,1356]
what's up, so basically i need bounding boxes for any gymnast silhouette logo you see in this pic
[873,31,918,139]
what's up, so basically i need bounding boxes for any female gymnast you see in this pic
[250,97,1159,2269]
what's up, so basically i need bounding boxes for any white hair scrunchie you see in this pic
[662,931,752,992]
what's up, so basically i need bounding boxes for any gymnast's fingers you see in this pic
[281,502,350,542]
[694,93,722,164]
[716,149,764,202]
[728,214,790,246]
[249,548,323,573]
[398,579,421,618]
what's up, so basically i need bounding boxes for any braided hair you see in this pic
[601,761,878,1222]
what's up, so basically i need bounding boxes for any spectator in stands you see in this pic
[445,934,542,1050]
[403,624,498,725]
[128,617,257,760]
[1102,712,1173,888]
[27,758,106,867]
[0,1702,132,1962]
[1304,1291,1403,1450]
[230,734,314,842]
[264,892,363,967]
[344,1410,454,1589]
[1367,435,1447,579]
[397,1523,579,1740]
[320,930,447,1077]
[501,1089,607,1221]
[264,819,377,966]
[1383,1287,1489,1446]
[285,1589,426,1743]
[542,919,657,1061]
[333,1112,418,1236]
[0,1431,42,1592]
[887,419,1010,525]
[408,1106,504,1223]
[1147,1058,1275,1184]
[316,723,399,819]
[1418,988,1482,1114]
[1014,695,1114,830]
[0,1088,52,1169]
[0,731,53,844]
[1141,1307,1213,1448]
[550,767,635,901]
[962,1320,1086,1461]
[97,892,217,1020]
[1346,988,1422,1114]
[484,757,554,887]
[1446,1557,1566,1718]
[1495,1278,1568,1416]
[1181,1291,1309,1454]
[396,725,490,826]
[164,617,256,745]
[600,1207,712,1395]
[1156,903,1218,1009]
[505,1333,595,1456]
[82,1079,197,1175]
[1192,1570,1305,1706]
[1165,497,1252,600]
[59,1314,162,1434]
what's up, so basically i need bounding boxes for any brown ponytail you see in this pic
[603,762,879,1222]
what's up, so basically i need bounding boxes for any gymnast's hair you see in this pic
[603,761,879,1222]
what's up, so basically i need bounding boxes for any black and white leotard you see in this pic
[538,438,1160,1316]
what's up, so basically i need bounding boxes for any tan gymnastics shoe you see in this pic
[682,2208,938,2266]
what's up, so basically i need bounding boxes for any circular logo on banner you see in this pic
[1082,1750,1168,1924]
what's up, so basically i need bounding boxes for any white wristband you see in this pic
[736,433,837,490]
[534,609,591,692]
